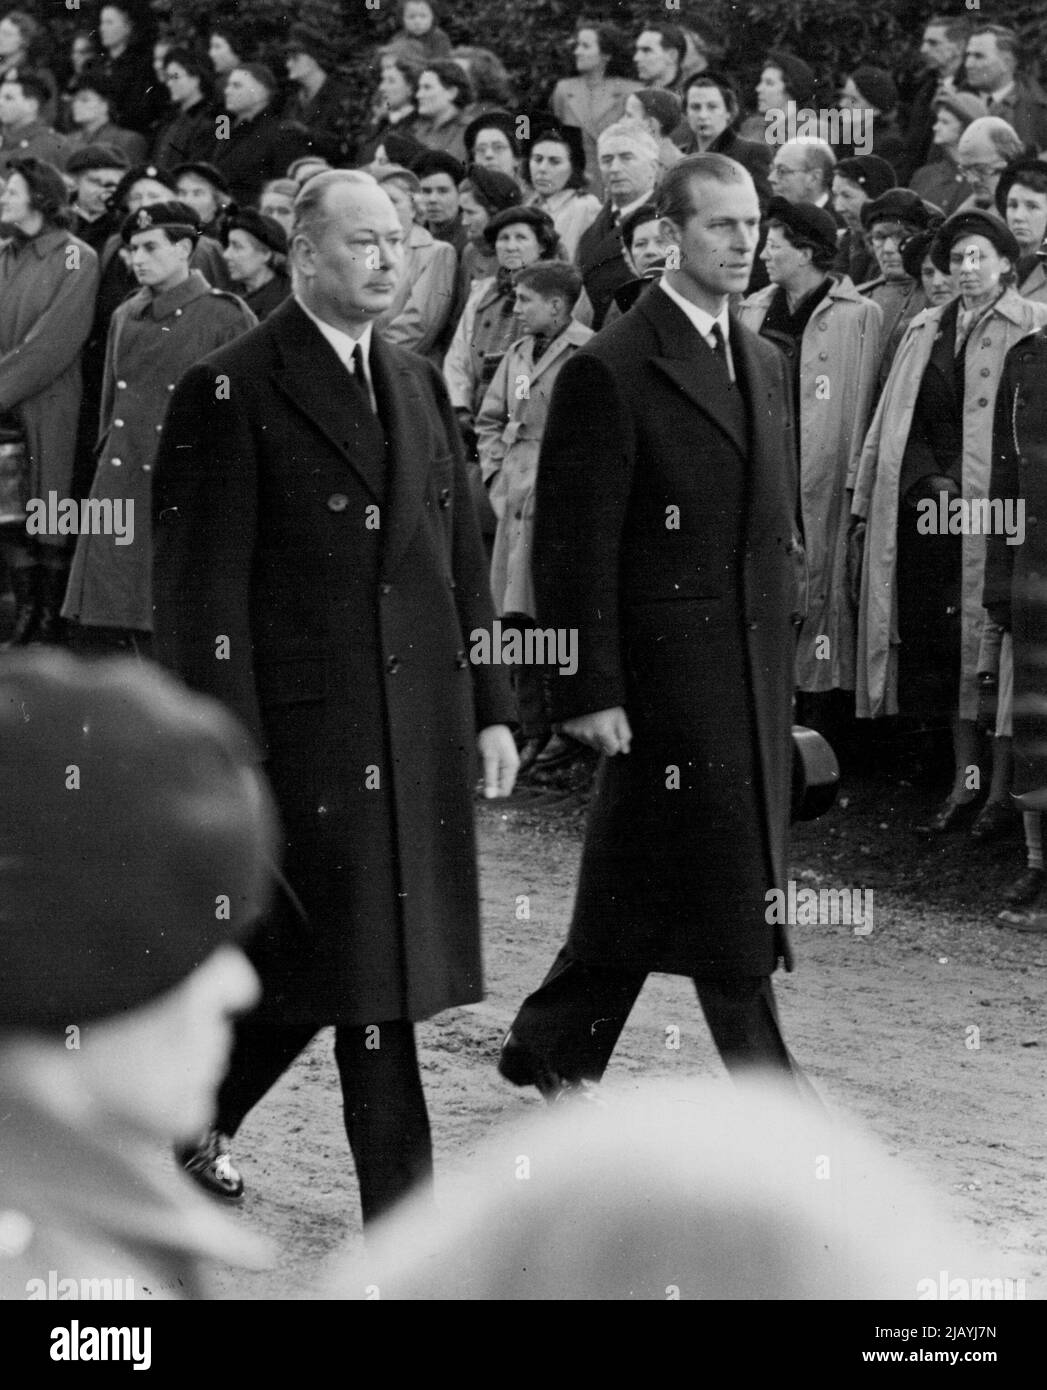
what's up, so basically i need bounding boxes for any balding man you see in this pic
[577,119,661,329]
[152,170,517,1224]
[768,137,837,213]
[956,116,1026,211]
[965,25,1047,155]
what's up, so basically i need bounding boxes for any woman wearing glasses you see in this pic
[852,210,1047,837]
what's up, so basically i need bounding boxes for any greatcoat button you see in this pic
[327,493,349,512]
[114,418,124,427]
[380,583,392,595]
[980,367,990,378]
[111,457,122,466]
[386,655,400,674]
[977,398,988,407]
[981,337,991,348]
[454,650,468,669]
[116,380,127,389]
[438,487,451,508]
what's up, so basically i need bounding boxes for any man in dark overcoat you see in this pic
[984,324,1047,921]
[500,154,810,1096]
[152,170,517,1222]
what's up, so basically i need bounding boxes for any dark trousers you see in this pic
[509,946,815,1098]
[215,1017,433,1226]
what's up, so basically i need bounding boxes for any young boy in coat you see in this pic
[475,260,593,770]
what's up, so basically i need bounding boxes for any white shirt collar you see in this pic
[612,191,655,224]
[294,295,374,370]
[657,278,730,342]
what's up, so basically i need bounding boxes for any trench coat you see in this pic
[0,228,99,512]
[983,327,1047,797]
[525,188,602,263]
[0,1088,268,1301]
[738,276,882,692]
[63,271,256,631]
[375,222,457,360]
[549,75,643,197]
[151,299,514,1024]
[476,319,594,616]
[852,289,1047,720]
[443,274,522,419]
[533,287,801,977]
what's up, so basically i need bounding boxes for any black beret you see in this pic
[172,161,231,196]
[994,155,1047,218]
[764,50,816,107]
[412,148,466,184]
[221,206,287,255]
[463,164,522,212]
[0,651,278,1029]
[900,228,940,281]
[64,142,130,175]
[766,196,839,256]
[379,131,428,168]
[111,163,176,210]
[482,202,556,249]
[834,155,896,201]
[464,108,521,158]
[69,67,119,107]
[930,209,1021,273]
[860,188,939,232]
[120,198,201,244]
[285,23,327,64]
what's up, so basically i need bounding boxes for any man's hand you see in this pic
[478,724,518,798]
[561,706,632,756]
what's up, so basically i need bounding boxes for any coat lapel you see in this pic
[370,334,433,581]
[270,300,387,501]
[642,289,749,456]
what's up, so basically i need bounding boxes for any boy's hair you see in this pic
[515,259,583,310]
[620,201,661,250]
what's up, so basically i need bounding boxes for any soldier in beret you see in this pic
[0,651,277,1300]
[220,207,290,320]
[63,200,256,654]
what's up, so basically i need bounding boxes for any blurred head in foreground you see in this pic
[0,651,278,1142]
[325,1079,1004,1300]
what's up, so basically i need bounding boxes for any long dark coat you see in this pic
[151,299,513,1025]
[576,202,635,332]
[534,287,801,978]
[984,327,1047,798]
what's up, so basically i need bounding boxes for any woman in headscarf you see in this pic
[852,210,1047,836]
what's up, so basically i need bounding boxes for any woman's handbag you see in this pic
[0,414,29,528]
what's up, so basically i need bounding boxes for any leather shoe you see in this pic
[996,908,1047,934]
[969,800,1019,842]
[177,1130,243,1200]
[1002,866,1045,907]
[915,796,983,836]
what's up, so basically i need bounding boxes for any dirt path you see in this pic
[208,763,1046,1299]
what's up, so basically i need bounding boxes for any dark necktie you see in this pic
[350,342,373,413]
[709,322,734,383]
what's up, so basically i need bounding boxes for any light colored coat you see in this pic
[851,288,1047,720]
[550,76,643,198]
[738,276,882,692]
[0,228,99,521]
[476,319,594,615]
[443,274,520,418]
[526,188,602,262]
[1018,260,1047,307]
[375,222,457,360]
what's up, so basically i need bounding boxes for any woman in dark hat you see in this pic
[910,93,988,219]
[858,188,944,380]
[173,160,231,239]
[832,155,897,286]
[525,125,600,261]
[65,67,147,163]
[900,228,956,310]
[153,47,218,171]
[220,207,289,320]
[995,157,1047,305]
[740,50,817,142]
[853,209,1047,838]
[413,59,472,163]
[0,157,98,647]
[456,164,522,299]
[463,108,522,182]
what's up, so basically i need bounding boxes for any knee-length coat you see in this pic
[983,327,1047,798]
[152,300,513,1025]
[738,276,882,693]
[852,289,1047,720]
[534,288,802,978]
[0,228,98,509]
[63,270,256,631]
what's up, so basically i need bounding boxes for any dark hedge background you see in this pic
[37,1,1047,139]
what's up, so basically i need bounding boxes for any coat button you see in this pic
[117,379,127,389]
[818,321,828,331]
[175,308,183,316]
[454,650,468,669]
[819,351,828,360]
[438,487,451,508]
[155,424,162,432]
[111,457,122,466]
[977,397,988,407]
[386,655,400,674]
[748,620,758,630]
[981,337,991,348]
[980,367,991,378]
[380,583,392,595]
[142,463,151,472]
[114,418,124,427]
[327,493,349,512]
[167,383,175,391]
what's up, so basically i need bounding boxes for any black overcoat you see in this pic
[151,299,513,1025]
[577,202,635,332]
[984,326,1047,798]
[534,287,800,977]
